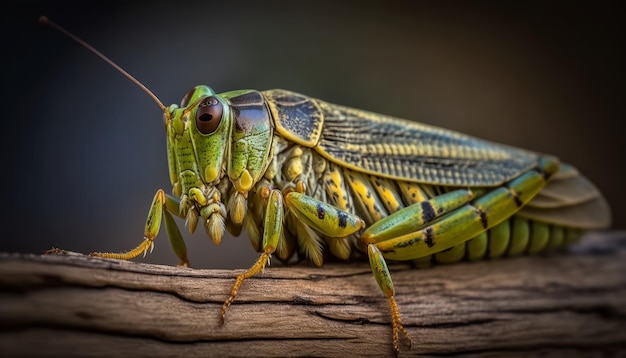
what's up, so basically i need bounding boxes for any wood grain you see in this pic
[1,231,625,357]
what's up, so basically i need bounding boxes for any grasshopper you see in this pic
[41,16,611,356]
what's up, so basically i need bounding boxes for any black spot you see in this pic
[437,207,444,214]
[511,188,522,207]
[396,237,422,248]
[478,208,488,229]
[338,211,348,228]
[366,192,372,199]
[411,193,416,198]
[537,168,551,181]
[425,227,435,248]
[421,201,436,222]
[316,204,325,220]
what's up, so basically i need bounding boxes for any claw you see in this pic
[141,241,155,257]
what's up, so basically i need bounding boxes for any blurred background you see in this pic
[2,1,624,268]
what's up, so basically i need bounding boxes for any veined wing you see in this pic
[316,100,542,187]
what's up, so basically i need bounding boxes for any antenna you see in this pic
[39,16,171,121]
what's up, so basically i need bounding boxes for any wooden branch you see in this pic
[1,232,626,357]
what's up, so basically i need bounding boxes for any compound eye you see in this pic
[180,88,195,107]
[195,96,223,134]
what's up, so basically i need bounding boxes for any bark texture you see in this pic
[1,231,625,357]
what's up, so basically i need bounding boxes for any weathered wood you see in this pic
[1,231,625,357]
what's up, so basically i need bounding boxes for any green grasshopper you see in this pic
[42,17,611,356]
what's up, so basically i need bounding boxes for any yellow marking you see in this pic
[285,156,303,180]
[324,165,350,210]
[235,169,254,192]
[265,90,324,147]
[424,143,432,157]
[205,165,219,182]
[189,188,207,206]
[441,145,449,157]
[345,170,387,224]
[291,146,303,157]
[397,181,429,204]
[369,176,404,214]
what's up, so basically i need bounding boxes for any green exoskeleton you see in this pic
[42,17,612,356]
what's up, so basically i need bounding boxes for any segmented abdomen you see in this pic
[257,141,586,266]
[311,156,584,266]
[418,217,583,267]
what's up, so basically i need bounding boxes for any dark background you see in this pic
[2,1,624,268]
